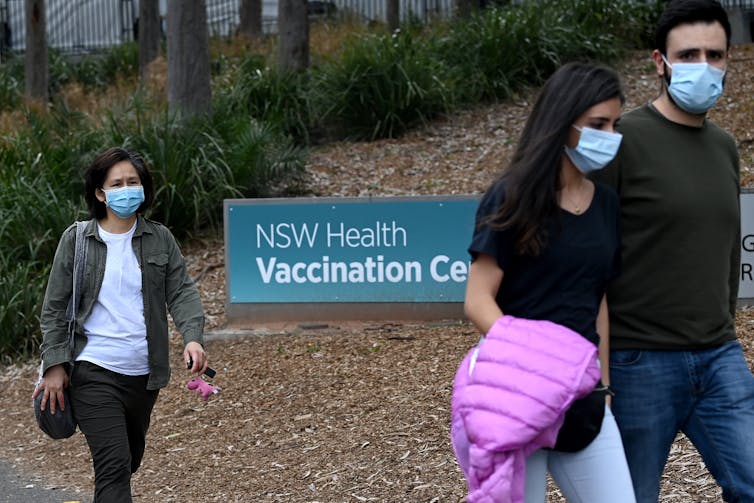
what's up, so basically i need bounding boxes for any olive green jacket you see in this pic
[39,216,204,390]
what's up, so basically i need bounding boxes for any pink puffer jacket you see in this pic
[450,315,600,503]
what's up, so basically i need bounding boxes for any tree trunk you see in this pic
[278,0,309,73]
[386,0,399,32]
[138,0,161,81]
[24,0,47,106]
[239,0,263,42]
[167,0,212,117]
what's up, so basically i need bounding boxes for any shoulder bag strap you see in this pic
[65,221,88,355]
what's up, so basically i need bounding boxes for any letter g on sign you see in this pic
[743,234,754,253]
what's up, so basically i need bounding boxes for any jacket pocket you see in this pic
[144,253,168,290]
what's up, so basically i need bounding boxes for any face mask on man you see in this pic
[564,126,623,174]
[662,55,725,114]
[103,186,145,218]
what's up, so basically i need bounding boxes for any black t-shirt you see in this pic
[468,181,621,345]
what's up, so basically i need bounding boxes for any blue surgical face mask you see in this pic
[103,185,145,218]
[564,126,622,174]
[662,55,725,114]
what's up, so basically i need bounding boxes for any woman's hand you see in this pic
[184,341,208,375]
[31,364,69,414]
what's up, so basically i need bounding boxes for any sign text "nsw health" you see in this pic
[256,221,408,249]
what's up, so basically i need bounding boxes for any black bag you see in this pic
[33,221,87,440]
[552,382,612,453]
[33,386,76,439]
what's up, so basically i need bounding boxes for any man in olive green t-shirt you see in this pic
[591,1,754,501]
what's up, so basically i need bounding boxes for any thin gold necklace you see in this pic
[562,180,588,214]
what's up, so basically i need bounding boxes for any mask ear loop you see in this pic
[660,54,673,88]
[660,54,683,112]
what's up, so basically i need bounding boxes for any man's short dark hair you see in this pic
[655,0,731,54]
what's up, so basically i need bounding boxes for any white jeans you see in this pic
[525,405,636,503]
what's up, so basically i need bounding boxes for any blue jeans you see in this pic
[525,405,636,503]
[610,340,754,502]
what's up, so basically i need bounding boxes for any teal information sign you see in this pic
[225,196,479,303]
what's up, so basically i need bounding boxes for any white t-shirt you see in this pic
[77,221,150,375]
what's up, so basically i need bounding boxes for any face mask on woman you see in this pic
[103,186,145,218]
[564,126,623,174]
[662,55,725,114]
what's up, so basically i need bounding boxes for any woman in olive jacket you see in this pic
[33,147,208,503]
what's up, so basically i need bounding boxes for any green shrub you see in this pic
[432,0,646,104]
[222,54,312,142]
[1,102,107,194]
[431,6,547,102]
[0,108,86,357]
[47,43,139,99]
[104,91,306,235]
[562,0,664,51]
[0,171,83,264]
[95,42,139,85]
[0,176,81,361]
[0,64,21,112]
[0,259,49,363]
[309,30,453,140]
[216,114,308,196]
[47,48,77,95]
[59,42,140,91]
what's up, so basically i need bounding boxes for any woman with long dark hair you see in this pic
[452,62,636,501]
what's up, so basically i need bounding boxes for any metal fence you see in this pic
[722,0,754,8]
[331,0,451,23]
[1,0,751,58]
[1,0,136,55]
[203,0,280,36]
[0,0,454,57]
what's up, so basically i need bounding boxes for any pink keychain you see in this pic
[186,359,220,401]
[186,377,220,401]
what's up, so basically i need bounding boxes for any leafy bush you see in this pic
[0,170,84,264]
[431,6,552,102]
[210,100,308,196]
[431,0,652,103]
[0,111,94,360]
[0,64,21,112]
[563,0,665,51]
[0,260,49,363]
[309,29,453,140]
[94,42,139,86]
[105,92,306,234]
[57,42,140,91]
[0,172,82,361]
[221,54,312,142]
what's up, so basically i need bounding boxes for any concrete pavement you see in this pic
[0,460,87,503]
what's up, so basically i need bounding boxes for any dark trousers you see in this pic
[71,361,159,503]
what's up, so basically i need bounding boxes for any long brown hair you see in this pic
[483,62,624,256]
